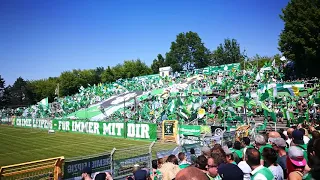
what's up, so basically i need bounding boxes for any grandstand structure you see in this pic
[1,62,319,131]
[1,62,320,179]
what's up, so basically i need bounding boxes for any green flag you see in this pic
[270,112,277,122]
[259,90,269,101]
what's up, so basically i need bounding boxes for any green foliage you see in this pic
[0,75,6,107]
[6,77,33,107]
[165,31,211,71]
[279,0,320,77]
[240,54,282,70]
[27,77,59,103]
[151,54,166,73]
[212,38,246,66]
[101,59,152,83]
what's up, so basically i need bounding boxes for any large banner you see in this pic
[64,153,111,179]
[179,125,201,136]
[14,118,52,129]
[51,119,157,141]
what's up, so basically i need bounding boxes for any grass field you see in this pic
[0,125,175,167]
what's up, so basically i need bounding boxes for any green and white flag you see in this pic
[39,97,49,108]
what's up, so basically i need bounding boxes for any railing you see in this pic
[0,157,64,180]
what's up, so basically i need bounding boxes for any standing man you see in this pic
[245,148,274,180]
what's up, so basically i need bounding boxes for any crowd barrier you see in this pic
[0,157,64,180]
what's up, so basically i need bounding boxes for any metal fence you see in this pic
[112,143,154,180]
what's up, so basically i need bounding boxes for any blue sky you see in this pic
[0,0,289,85]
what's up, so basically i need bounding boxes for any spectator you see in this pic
[222,146,237,165]
[272,137,288,179]
[175,167,209,180]
[150,160,161,180]
[311,130,320,139]
[291,129,308,161]
[299,128,310,144]
[241,137,251,158]
[196,155,208,173]
[245,148,274,180]
[254,135,271,165]
[211,145,227,167]
[307,138,320,180]
[134,169,149,180]
[190,148,197,164]
[238,160,252,180]
[159,154,180,180]
[287,128,294,146]
[94,172,113,180]
[218,163,244,180]
[233,141,243,161]
[287,146,307,180]
[207,155,221,180]
[178,152,190,169]
[81,167,93,180]
[262,148,284,180]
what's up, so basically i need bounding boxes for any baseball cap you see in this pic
[273,138,287,148]
[81,166,92,175]
[219,163,244,180]
[288,146,307,167]
[292,129,304,145]
[134,169,148,180]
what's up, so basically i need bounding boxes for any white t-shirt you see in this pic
[268,165,284,180]
[286,138,292,147]
[303,136,310,144]
[238,161,251,180]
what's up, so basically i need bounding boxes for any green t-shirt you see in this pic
[251,166,274,180]
[295,144,308,162]
[234,149,243,159]
[179,163,190,169]
[206,173,221,180]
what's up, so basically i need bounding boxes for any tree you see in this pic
[279,0,320,77]
[27,77,59,103]
[151,54,165,74]
[59,71,80,96]
[211,38,246,66]
[8,77,33,107]
[101,66,115,83]
[93,67,104,84]
[101,59,152,82]
[165,31,211,72]
[0,75,6,107]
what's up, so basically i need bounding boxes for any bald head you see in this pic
[268,131,281,138]
[287,128,294,138]
[176,167,209,180]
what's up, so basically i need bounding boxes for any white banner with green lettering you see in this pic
[51,119,157,141]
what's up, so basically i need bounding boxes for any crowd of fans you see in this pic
[77,124,320,180]
[1,62,319,131]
